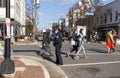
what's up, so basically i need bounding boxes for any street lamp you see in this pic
[0,0,15,74]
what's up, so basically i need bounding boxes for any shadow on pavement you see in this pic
[61,51,67,56]
[42,55,56,64]
[38,51,67,64]
[13,50,42,56]
[87,48,106,53]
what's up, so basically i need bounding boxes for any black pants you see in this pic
[55,45,63,65]
[70,45,78,53]
[110,39,116,52]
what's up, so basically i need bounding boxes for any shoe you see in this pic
[107,52,110,55]
[57,63,63,65]
[113,49,115,52]
[50,54,54,57]
[66,52,70,57]
[55,62,63,65]
[110,48,115,53]
[84,56,89,59]
[73,56,79,60]
[40,53,44,56]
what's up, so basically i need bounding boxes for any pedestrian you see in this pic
[74,28,88,60]
[67,33,71,43]
[67,29,78,57]
[106,29,114,54]
[41,29,53,56]
[110,29,117,52]
[53,28,63,65]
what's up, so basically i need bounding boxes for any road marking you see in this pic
[61,61,120,67]
[83,53,120,55]
[62,52,120,56]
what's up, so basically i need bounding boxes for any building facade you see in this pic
[95,0,120,40]
[0,0,25,40]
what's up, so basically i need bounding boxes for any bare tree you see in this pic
[25,0,40,41]
[26,0,34,20]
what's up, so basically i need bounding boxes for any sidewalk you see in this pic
[0,40,69,78]
[0,40,49,78]
[0,55,48,78]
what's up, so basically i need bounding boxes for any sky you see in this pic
[34,0,115,30]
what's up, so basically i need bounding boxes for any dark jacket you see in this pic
[72,33,79,45]
[53,32,62,47]
[72,33,78,41]
[43,32,50,45]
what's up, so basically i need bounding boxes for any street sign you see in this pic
[6,18,10,37]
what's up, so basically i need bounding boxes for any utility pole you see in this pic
[0,0,15,74]
[33,0,37,41]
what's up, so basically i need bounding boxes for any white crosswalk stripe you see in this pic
[61,61,120,67]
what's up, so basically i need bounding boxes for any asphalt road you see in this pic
[13,41,120,78]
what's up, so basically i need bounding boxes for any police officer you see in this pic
[53,28,63,65]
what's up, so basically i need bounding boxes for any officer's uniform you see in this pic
[53,32,63,65]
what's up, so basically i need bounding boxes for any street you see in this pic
[13,41,120,78]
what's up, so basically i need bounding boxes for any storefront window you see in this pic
[0,0,5,7]
[104,14,107,23]
[115,11,118,21]
[110,13,112,22]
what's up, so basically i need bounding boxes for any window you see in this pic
[104,14,107,23]
[110,13,112,22]
[115,11,118,21]
[0,0,6,7]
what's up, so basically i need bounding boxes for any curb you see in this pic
[15,55,50,78]
[0,41,69,78]
[15,55,69,78]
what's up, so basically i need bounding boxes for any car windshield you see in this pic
[38,34,43,37]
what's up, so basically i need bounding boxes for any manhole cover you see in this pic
[80,67,100,73]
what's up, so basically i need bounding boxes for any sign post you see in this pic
[0,0,15,74]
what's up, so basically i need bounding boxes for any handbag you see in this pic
[71,38,77,45]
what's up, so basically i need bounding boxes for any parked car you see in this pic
[36,34,43,41]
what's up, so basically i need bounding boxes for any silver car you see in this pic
[37,34,43,41]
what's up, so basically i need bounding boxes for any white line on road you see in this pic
[86,53,120,55]
[61,52,120,56]
[61,61,120,67]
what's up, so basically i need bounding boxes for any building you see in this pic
[95,0,120,40]
[65,17,69,32]
[67,1,94,41]
[58,18,67,31]
[0,0,25,40]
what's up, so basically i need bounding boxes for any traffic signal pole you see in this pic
[0,0,15,74]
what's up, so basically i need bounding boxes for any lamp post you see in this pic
[0,0,15,74]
